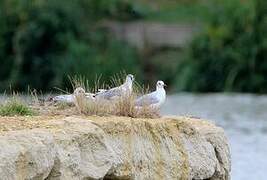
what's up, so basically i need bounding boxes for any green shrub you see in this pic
[175,0,267,93]
[0,0,142,92]
[58,35,142,89]
[0,98,34,116]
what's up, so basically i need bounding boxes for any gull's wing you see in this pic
[53,94,74,103]
[85,93,95,99]
[135,92,159,106]
[97,89,107,93]
[95,86,123,100]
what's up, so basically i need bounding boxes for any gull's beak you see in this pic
[164,84,167,87]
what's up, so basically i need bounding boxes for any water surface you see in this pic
[161,93,267,180]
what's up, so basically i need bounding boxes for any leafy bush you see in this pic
[175,0,267,93]
[0,0,142,92]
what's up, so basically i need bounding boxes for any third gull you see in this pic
[135,80,166,109]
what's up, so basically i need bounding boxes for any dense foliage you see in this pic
[1,0,267,93]
[0,0,144,92]
[176,0,267,93]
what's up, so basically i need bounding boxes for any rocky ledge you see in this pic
[0,116,230,180]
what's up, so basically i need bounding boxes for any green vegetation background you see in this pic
[0,0,266,93]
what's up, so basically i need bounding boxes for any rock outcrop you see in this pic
[102,21,196,51]
[0,116,231,180]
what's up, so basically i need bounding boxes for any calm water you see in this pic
[162,93,267,180]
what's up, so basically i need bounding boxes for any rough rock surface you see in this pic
[0,116,231,180]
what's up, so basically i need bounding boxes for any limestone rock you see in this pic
[0,130,56,180]
[0,116,231,180]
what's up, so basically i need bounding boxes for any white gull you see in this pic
[95,74,134,100]
[135,80,166,109]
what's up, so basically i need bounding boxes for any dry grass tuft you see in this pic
[69,75,106,93]
[56,102,74,110]
[72,92,160,118]
[135,105,161,118]
[114,94,137,117]
[82,99,113,116]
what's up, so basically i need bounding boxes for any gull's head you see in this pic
[74,87,86,96]
[125,74,134,83]
[156,80,166,90]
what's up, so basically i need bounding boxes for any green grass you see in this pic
[0,98,35,116]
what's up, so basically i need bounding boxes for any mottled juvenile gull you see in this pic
[73,87,89,113]
[52,94,74,104]
[135,80,166,109]
[52,88,95,104]
[95,74,134,100]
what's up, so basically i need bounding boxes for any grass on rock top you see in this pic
[0,74,160,118]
